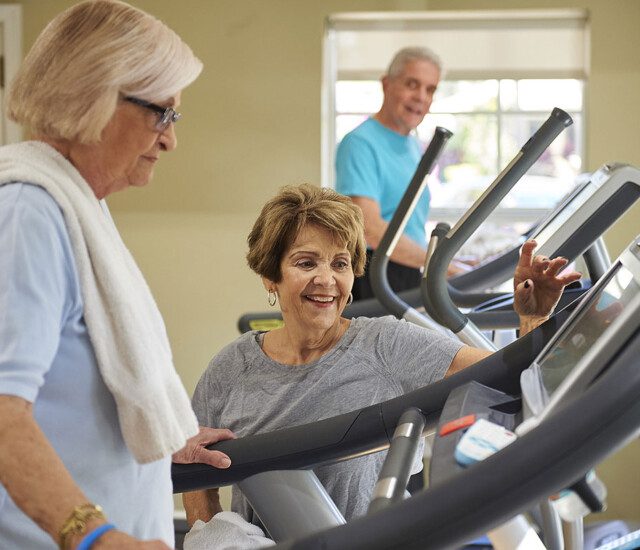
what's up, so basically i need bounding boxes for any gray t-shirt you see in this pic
[192,315,463,522]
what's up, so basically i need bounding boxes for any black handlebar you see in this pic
[423,108,573,333]
[369,126,453,319]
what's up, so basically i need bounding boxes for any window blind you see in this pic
[329,10,589,80]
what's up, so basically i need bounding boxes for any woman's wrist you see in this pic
[59,503,107,550]
[75,523,116,550]
[519,314,550,335]
[65,517,107,550]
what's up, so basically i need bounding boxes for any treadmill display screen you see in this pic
[537,263,639,396]
[533,181,597,248]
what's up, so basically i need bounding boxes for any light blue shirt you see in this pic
[335,117,430,246]
[0,183,173,548]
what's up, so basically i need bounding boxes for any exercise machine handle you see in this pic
[423,108,573,335]
[369,126,452,320]
[368,408,426,515]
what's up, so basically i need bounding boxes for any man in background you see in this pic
[336,47,455,301]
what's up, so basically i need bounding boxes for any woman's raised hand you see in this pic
[514,239,582,322]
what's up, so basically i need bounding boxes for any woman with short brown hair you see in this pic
[184,183,580,527]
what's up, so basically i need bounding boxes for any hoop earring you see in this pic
[268,290,277,307]
[346,292,353,306]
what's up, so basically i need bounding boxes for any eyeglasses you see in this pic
[124,96,182,132]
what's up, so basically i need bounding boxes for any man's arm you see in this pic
[352,196,428,269]
[351,196,470,277]
[336,134,428,269]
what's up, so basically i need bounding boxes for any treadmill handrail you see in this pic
[367,407,426,515]
[369,126,452,320]
[423,107,573,334]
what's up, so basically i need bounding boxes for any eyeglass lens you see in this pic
[156,109,180,131]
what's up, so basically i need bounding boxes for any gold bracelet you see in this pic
[59,503,106,550]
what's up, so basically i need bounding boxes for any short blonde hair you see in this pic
[247,184,367,282]
[8,0,202,143]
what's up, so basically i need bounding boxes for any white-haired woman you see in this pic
[0,1,234,549]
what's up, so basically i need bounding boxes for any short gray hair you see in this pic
[386,47,442,78]
[8,0,202,144]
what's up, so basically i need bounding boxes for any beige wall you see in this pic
[5,0,639,522]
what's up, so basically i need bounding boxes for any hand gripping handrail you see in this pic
[368,126,453,329]
[422,108,573,345]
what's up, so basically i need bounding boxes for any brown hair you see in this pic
[247,184,366,282]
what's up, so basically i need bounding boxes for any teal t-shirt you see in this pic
[335,117,429,246]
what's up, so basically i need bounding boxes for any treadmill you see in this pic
[172,236,640,550]
[277,235,640,550]
[177,112,640,546]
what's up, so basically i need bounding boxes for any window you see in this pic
[323,10,589,259]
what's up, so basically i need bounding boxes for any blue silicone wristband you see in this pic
[76,523,116,550]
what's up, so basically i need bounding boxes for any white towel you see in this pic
[184,512,275,550]
[0,141,198,463]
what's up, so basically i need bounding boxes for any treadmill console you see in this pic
[531,175,600,249]
[523,238,640,420]
[536,164,640,260]
[429,236,640,486]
